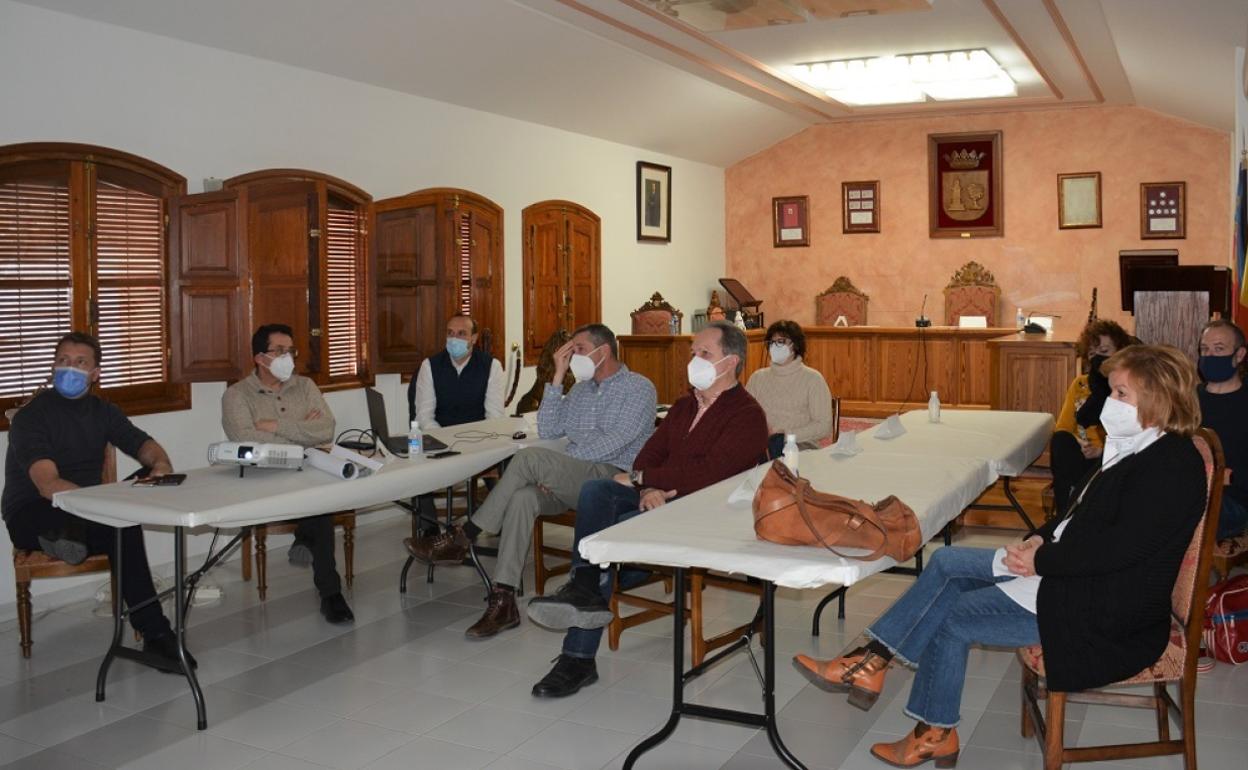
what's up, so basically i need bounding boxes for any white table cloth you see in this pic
[858,409,1053,478]
[55,417,561,529]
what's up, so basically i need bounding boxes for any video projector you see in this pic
[207,442,305,471]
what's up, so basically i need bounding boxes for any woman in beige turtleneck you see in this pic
[745,320,835,457]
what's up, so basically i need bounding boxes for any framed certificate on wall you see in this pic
[772,195,809,247]
[1140,181,1185,239]
[842,181,880,233]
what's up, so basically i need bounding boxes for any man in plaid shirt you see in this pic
[406,323,656,639]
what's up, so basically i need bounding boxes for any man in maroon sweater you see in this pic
[526,320,769,697]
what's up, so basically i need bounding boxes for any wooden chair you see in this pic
[631,292,683,335]
[1018,428,1224,770]
[1212,532,1248,581]
[943,261,1001,326]
[241,513,356,600]
[12,445,117,658]
[532,509,578,596]
[609,567,757,666]
[815,277,869,326]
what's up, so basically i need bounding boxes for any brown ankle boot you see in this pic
[465,586,519,639]
[404,525,470,566]
[793,649,890,710]
[870,722,959,768]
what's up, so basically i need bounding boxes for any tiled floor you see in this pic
[1,519,1246,769]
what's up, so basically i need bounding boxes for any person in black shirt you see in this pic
[1197,319,1248,539]
[2,332,190,672]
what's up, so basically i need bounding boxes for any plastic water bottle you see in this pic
[735,311,747,331]
[407,420,423,457]
[782,433,800,474]
[928,391,941,424]
[669,315,679,334]
[1015,307,1025,329]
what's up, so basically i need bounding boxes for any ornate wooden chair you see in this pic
[815,277,869,326]
[1018,428,1224,770]
[243,514,356,600]
[943,261,1001,326]
[631,292,683,335]
[12,445,116,658]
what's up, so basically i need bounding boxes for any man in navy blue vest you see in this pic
[408,314,505,430]
[406,314,505,531]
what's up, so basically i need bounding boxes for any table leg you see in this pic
[95,528,125,702]
[1001,477,1037,533]
[624,567,685,769]
[762,582,805,769]
[175,527,207,730]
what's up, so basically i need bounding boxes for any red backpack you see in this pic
[1203,575,1248,665]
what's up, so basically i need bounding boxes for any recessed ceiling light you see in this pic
[791,49,1017,106]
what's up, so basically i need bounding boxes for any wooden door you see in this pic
[521,201,600,365]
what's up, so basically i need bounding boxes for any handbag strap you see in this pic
[790,476,890,561]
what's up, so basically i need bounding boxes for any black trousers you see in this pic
[1049,431,1099,516]
[293,514,342,597]
[6,499,172,639]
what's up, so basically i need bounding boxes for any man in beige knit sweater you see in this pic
[746,320,835,457]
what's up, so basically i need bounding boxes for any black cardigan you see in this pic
[1033,432,1205,692]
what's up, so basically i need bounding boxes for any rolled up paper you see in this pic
[303,448,357,479]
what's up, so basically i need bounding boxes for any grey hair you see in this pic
[572,323,618,359]
[706,320,747,376]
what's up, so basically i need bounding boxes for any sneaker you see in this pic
[320,592,355,624]
[288,542,313,567]
[465,586,520,639]
[404,525,470,565]
[531,654,598,698]
[142,633,199,675]
[526,581,614,630]
[37,532,89,566]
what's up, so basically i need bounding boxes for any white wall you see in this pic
[0,0,727,615]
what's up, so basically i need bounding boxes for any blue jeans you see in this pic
[865,547,1040,727]
[563,480,643,659]
[1218,493,1248,540]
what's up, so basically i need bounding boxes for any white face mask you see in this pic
[266,353,295,382]
[569,345,604,383]
[769,342,792,365]
[1099,397,1143,439]
[688,355,730,391]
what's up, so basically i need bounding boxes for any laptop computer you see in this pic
[364,388,448,455]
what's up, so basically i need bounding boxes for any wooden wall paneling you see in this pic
[878,336,957,404]
[167,190,247,382]
[958,338,992,405]
[988,332,1078,419]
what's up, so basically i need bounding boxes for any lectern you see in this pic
[717,278,765,329]
[1120,258,1231,359]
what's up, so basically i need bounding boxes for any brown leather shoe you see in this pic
[793,648,889,710]
[870,722,959,768]
[404,525,470,565]
[465,586,520,639]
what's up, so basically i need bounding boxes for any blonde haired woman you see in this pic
[795,345,1206,768]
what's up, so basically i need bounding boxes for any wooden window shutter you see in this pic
[0,168,72,401]
[325,199,365,380]
[167,190,248,382]
[93,175,166,389]
[457,210,472,316]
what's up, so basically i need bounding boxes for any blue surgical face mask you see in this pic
[53,366,91,399]
[446,337,471,360]
[1199,354,1240,383]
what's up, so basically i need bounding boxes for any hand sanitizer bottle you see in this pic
[1015,307,1026,329]
[928,391,941,423]
[782,433,799,474]
[408,420,423,457]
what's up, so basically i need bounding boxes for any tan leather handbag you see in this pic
[751,461,922,562]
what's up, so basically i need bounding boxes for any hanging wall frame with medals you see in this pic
[928,131,1003,238]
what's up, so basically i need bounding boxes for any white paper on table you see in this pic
[727,464,770,506]
[958,315,988,328]
[874,414,907,439]
[828,430,862,457]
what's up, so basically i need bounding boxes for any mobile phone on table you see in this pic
[132,474,187,486]
[428,450,461,459]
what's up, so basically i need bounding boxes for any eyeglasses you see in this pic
[767,339,793,347]
[267,347,299,359]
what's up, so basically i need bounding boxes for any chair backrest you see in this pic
[830,396,841,444]
[815,277,869,326]
[1174,428,1225,666]
[631,292,683,335]
[943,261,1001,326]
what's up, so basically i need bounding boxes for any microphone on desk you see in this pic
[915,294,931,328]
[1023,311,1062,334]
